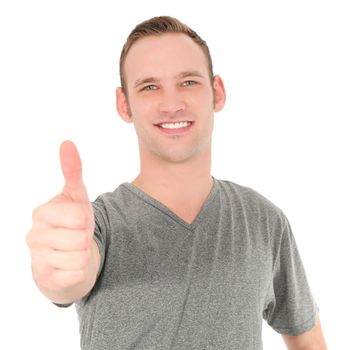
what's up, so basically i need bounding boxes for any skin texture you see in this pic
[116,33,226,223]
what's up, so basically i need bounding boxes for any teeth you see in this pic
[159,121,192,129]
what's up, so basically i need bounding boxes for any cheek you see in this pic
[191,97,215,118]
[190,88,215,110]
[128,96,155,119]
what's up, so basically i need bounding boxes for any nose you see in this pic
[159,88,186,115]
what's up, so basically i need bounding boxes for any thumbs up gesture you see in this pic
[26,141,99,304]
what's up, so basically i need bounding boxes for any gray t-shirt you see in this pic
[73,178,318,349]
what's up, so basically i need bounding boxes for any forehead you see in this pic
[124,33,209,83]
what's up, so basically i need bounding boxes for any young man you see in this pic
[26,16,327,349]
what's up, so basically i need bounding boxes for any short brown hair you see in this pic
[119,16,214,93]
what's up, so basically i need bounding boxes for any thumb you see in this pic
[60,140,89,203]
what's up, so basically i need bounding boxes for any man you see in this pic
[26,16,327,349]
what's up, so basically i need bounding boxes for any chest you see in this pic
[101,212,272,305]
[82,203,273,349]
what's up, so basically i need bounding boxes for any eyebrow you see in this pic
[133,70,205,89]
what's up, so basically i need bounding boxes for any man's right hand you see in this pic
[26,141,98,303]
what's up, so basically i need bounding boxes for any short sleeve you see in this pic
[91,198,108,281]
[263,215,319,336]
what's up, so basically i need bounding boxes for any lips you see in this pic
[157,121,192,129]
[154,120,194,134]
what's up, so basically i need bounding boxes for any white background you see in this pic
[1,0,349,348]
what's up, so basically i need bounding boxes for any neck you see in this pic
[131,145,213,208]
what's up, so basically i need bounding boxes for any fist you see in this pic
[26,141,95,293]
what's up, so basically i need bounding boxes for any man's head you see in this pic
[119,16,214,95]
[116,16,226,164]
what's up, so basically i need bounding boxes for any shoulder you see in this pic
[216,179,283,213]
[215,178,288,228]
[93,183,132,207]
[91,183,134,220]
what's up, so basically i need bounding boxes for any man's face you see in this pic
[119,33,225,164]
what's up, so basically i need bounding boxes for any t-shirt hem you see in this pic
[270,311,318,336]
[92,235,105,279]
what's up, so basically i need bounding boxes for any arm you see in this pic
[282,317,327,350]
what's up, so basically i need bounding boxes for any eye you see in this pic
[181,80,197,87]
[141,85,158,91]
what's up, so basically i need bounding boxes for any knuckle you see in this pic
[78,230,90,250]
[25,228,39,249]
[32,264,52,286]
[32,202,52,225]
[72,206,89,229]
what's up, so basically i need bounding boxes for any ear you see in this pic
[212,75,226,112]
[116,87,133,123]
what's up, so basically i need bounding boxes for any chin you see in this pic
[155,146,205,164]
[142,136,212,164]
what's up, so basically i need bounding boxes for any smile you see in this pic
[158,121,192,129]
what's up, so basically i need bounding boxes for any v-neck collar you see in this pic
[121,177,219,231]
